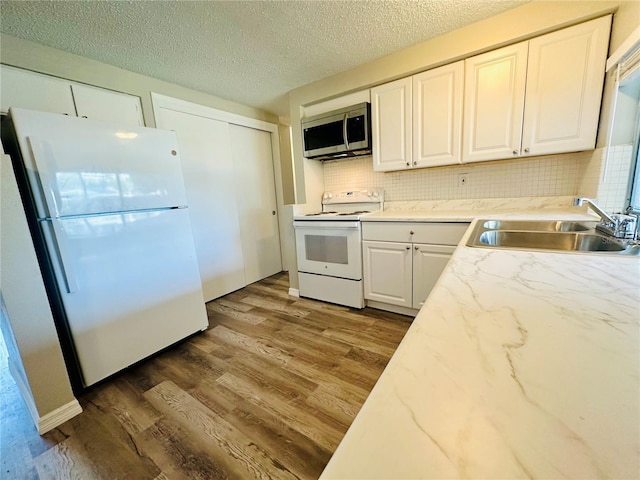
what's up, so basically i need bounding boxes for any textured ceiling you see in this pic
[0,0,528,116]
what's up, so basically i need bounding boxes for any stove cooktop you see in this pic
[304,210,371,216]
[294,189,384,222]
[296,210,374,221]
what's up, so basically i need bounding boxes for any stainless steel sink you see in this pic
[481,219,595,232]
[467,219,640,255]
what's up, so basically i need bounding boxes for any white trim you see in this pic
[9,359,82,434]
[150,92,287,272]
[606,25,640,72]
[150,93,278,134]
[37,399,83,435]
[288,287,300,297]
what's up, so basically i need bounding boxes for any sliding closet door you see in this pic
[155,108,245,301]
[230,125,282,284]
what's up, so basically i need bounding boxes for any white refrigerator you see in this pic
[2,108,208,388]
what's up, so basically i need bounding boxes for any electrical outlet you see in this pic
[458,174,469,187]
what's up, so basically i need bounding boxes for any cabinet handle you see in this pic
[406,162,410,167]
[81,115,88,118]
[524,147,530,153]
[406,245,410,250]
[413,161,417,166]
[512,149,518,155]
[415,246,419,250]
[409,230,414,235]
[272,210,276,215]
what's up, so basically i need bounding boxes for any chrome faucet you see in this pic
[573,197,637,240]
[573,197,615,224]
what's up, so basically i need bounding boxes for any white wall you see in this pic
[1,156,80,432]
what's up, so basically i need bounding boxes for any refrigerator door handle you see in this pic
[27,136,61,218]
[46,218,79,294]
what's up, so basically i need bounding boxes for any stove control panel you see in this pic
[322,189,384,204]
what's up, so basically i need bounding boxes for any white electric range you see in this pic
[293,189,384,308]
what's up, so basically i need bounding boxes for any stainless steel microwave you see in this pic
[302,102,371,160]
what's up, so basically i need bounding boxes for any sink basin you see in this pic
[478,231,626,252]
[481,220,595,232]
[467,219,639,255]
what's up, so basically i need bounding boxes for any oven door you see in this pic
[293,220,362,280]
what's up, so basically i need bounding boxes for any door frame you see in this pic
[150,93,286,271]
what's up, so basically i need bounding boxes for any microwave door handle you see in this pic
[343,113,349,149]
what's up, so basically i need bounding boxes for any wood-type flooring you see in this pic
[0,272,412,479]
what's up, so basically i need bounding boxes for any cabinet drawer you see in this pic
[362,222,469,245]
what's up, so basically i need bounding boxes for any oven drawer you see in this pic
[362,222,469,245]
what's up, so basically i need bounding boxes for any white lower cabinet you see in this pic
[362,222,468,313]
[363,240,413,308]
[412,244,456,310]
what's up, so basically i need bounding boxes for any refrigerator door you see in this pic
[41,207,208,386]
[10,108,188,218]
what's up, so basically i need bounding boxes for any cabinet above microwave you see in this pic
[302,102,371,160]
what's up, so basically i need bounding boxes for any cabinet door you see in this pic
[363,240,412,308]
[412,244,455,310]
[0,65,76,116]
[371,77,412,172]
[230,124,282,284]
[463,42,528,163]
[72,84,144,127]
[413,61,463,167]
[522,15,611,156]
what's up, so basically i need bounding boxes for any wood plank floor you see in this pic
[0,272,412,480]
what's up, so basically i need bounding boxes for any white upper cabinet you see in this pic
[373,61,464,172]
[522,15,611,156]
[462,42,529,163]
[1,65,144,128]
[463,15,611,163]
[371,77,412,171]
[1,65,76,116]
[71,84,144,128]
[413,61,464,167]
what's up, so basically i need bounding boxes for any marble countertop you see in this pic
[321,214,640,479]
[364,196,597,223]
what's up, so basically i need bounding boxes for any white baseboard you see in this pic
[288,287,300,297]
[9,358,82,434]
[38,399,83,434]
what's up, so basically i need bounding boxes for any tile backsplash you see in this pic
[323,151,593,201]
[597,144,634,212]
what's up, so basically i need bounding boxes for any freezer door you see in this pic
[10,108,188,218]
[41,208,208,387]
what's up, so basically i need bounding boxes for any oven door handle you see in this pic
[293,220,360,229]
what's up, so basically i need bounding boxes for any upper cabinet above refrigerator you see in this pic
[0,65,144,128]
